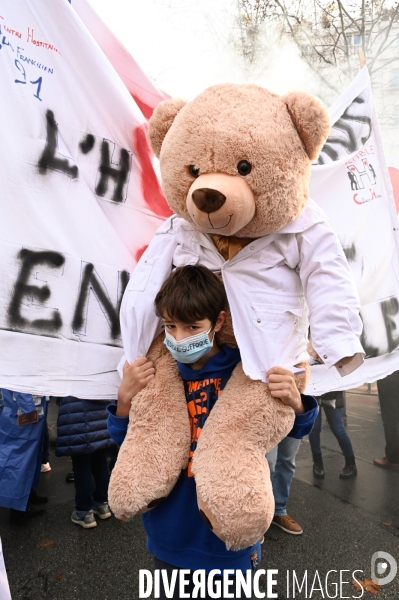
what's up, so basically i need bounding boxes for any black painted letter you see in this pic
[381,297,399,352]
[95,140,131,202]
[38,110,78,178]
[8,249,64,332]
[73,264,129,339]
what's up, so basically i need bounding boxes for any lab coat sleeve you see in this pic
[119,216,179,367]
[297,220,365,373]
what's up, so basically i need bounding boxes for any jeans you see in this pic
[266,436,301,516]
[71,449,109,512]
[308,406,354,457]
[377,371,399,463]
[153,557,257,600]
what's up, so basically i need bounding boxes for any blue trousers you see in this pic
[71,449,109,512]
[308,405,354,457]
[266,437,301,516]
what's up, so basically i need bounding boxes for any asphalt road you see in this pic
[1,388,398,600]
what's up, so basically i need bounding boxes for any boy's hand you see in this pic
[267,366,304,414]
[117,357,155,417]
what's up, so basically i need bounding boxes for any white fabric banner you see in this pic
[1,5,398,399]
[308,67,399,395]
[0,0,171,399]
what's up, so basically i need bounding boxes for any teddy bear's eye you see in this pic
[237,160,252,176]
[188,165,200,178]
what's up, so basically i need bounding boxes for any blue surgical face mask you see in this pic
[163,327,214,364]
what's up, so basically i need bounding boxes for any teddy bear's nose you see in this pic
[191,188,226,214]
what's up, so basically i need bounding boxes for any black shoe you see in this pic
[10,504,46,520]
[312,453,325,479]
[29,489,48,504]
[65,471,75,483]
[339,455,357,479]
[313,463,325,478]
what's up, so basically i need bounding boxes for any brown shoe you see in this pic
[272,515,303,535]
[374,457,399,469]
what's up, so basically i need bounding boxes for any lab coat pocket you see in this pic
[251,302,303,374]
[172,245,200,267]
[128,258,154,292]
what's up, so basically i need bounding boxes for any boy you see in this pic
[108,265,317,599]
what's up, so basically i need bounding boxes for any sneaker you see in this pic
[272,515,303,535]
[71,509,97,528]
[65,471,75,483]
[41,462,51,473]
[313,463,325,479]
[93,501,112,520]
[373,457,399,469]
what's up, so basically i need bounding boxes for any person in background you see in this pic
[0,390,49,519]
[374,371,399,469]
[266,437,303,535]
[309,391,357,479]
[55,396,117,528]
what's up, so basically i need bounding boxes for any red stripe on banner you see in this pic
[389,167,399,214]
[130,92,156,120]
[133,124,173,219]
[135,245,148,263]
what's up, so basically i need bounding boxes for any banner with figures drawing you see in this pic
[0,0,171,399]
[308,67,399,395]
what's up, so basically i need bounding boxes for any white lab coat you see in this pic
[119,200,364,381]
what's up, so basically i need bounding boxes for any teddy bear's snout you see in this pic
[191,188,226,214]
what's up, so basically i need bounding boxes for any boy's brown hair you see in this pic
[154,265,228,327]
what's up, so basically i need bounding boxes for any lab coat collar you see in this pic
[277,199,327,234]
[169,199,327,262]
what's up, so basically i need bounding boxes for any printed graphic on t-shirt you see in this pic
[184,376,228,477]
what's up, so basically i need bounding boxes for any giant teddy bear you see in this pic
[108,83,364,550]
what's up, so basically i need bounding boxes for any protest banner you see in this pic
[308,67,399,394]
[0,0,170,398]
[1,1,398,398]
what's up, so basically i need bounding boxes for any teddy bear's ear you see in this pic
[148,98,187,157]
[284,91,330,161]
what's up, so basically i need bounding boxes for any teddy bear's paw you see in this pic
[108,465,184,521]
[193,446,275,551]
[108,348,191,521]
[108,405,190,520]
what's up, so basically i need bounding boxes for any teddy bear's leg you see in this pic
[108,336,191,521]
[192,363,299,551]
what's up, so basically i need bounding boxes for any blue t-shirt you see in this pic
[107,345,318,572]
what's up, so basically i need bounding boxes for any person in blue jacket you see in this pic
[0,390,49,518]
[108,266,318,599]
[56,396,117,528]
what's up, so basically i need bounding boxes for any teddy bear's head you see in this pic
[149,83,330,238]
